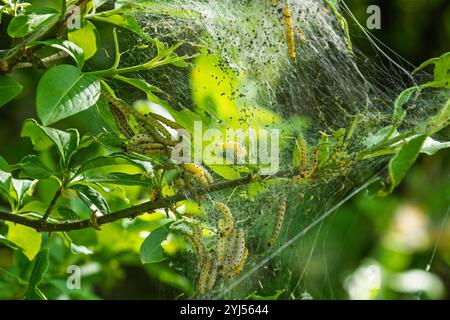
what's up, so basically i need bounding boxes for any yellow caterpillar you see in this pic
[222,230,238,275]
[284,5,296,60]
[197,253,212,295]
[268,195,287,247]
[183,163,214,187]
[207,252,218,290]
[215,202,234,236]
[230,228,246,270]
[231,247,248,277]
[190,225,205,266]
[216,235,227,267]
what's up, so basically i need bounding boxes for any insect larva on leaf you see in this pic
[215,202,234,236]
[268,195,287,247]
[284,5,296,60]
[207,252,218,290]
[197,253,212,295]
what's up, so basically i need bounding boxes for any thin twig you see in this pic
[0,174,255,233]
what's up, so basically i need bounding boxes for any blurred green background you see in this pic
[0,0,449,299]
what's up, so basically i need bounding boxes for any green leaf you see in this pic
[58,206,81,220]
[24,249,49,300]
[33,39,85,69]
[21,119,80,167]
[59,232,93,255]
[11,178,37,208]
[17,201,47,215]
[113,75,166,104]
[68,21,99,60]
[414,52,450,88]
[7,7,59,38]
[12,155,55,180]
[83,172,153,186]
[382,134,427,195]
[88,12,141,34]
[75,154,151,175]
[0,155,10,172]
[0,170,12,203]
[140,226,169,264]
[0,75,23,108]
[391,86,418,131]
[6,222,42,260]
[72,184,110,214]
[421,137,450,156]
[428,98,450,134]
[36,65,100,125]
[247,289,285,300]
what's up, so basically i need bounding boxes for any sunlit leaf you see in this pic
[6,222,42,260]
[36,65,100,125]
[68,21,99,60]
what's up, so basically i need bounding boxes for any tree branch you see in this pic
[0,174,255,233]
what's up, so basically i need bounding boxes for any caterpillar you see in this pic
[267,195,287,247]
[126,144,168,156]
[197,253,212,295]
[143,114,172,140]
[222,230,238,275]
[215,202,234,236]
[190,225,205,266]
[303,149,318,179]
[102,92,177,147]
[148,112,184,130]
[271,0,277,7]
[297,137,308,175]
[207,252,218,290]
[102,92,140,118]
[231,247,248,277]
[183,163,213,187]
[230,228,246,270]
[215,229,227,266]
[129,134,155,145]
[284,5,296,60]
[109,104,135,139]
